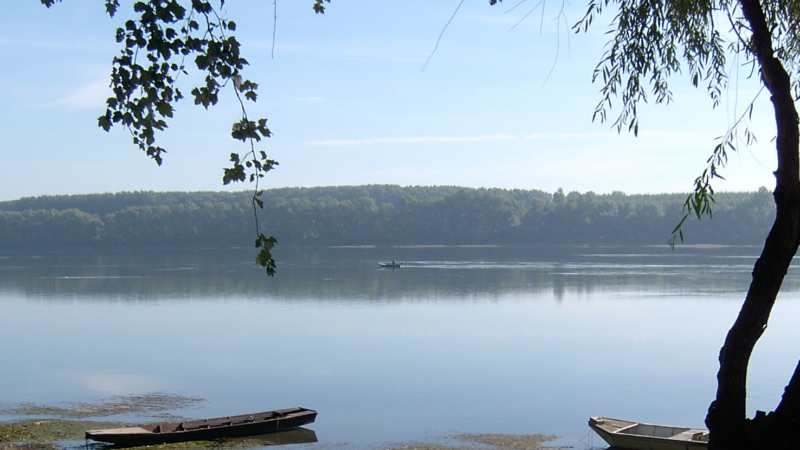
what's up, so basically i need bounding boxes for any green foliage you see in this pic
[255,233,277,276]
[313,0,331,14]
[0,186,774,248]
[38,1,800,267]
[486,1,755,242]
[565,1,800,242]
[570,1,730,240]
[575,1,727,133]
[38,0,338,274]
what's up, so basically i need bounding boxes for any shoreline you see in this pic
[0,419,565,450]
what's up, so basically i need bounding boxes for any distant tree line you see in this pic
[0,185,774,247]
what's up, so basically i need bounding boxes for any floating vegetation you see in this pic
[383,445,454,450]
[1,395,554,450]
[0,421,317,450]
[0,419,119,449]
[457,433,559,449]
[384,433,560,450]
[0,424,557,450]
[1,393,204,419]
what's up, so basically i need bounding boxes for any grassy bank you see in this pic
[0,419,318,449]
[0,420,560,450]
[0,395,561,449]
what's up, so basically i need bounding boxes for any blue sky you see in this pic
[0,1,778,200]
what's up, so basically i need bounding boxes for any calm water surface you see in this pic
[2,245,800,448]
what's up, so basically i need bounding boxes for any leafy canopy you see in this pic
[543,0,800,242]
[40,0,332,274]
[40,0,800,258]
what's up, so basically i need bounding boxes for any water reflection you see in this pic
[74,427,318,449]
[2,245,800,448]
[0,245,789,302]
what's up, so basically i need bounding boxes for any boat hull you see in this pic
[589,417,708,450]
[86,407,317,446]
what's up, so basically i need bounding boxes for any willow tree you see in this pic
[563,1,800,449]
[38,0,800,448]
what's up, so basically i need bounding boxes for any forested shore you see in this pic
[0,185,774,247]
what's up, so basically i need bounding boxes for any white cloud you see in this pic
[305,133,520,147]
[524,131,616,140]
[305,130,715,147]
[51,77,110,109]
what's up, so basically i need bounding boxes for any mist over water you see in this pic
[2,245,799,448]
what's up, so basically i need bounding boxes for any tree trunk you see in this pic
[706,1,800,449]
[769,361,800,444]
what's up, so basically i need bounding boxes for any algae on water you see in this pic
[0,419,119,449]
[0,420,318,450]
[383,433,561,450]
[0,393,203,419]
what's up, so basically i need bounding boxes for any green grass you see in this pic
[0,419,119,449]
[0,419,317,450]
[0,419,557,450]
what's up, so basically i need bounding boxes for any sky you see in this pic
[0,1,780,200]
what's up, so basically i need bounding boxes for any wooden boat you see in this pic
[378,261,402,268]
[589,416,708,450]
[86,407,317,446]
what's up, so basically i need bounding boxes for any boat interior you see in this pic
[618,424,690,438]
[618,423,709,442]
[590,417,709,443]
[109,408,308,434]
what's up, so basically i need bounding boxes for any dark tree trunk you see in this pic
[769,361,800,443]
[706,1,800,449]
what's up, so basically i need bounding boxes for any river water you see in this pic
[1,245,799,448]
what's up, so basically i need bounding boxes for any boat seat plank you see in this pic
[156,423,181,433]
[673,430,710,442]
[88,427,152,435]
[593,417,636,432]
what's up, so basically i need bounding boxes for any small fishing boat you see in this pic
[86,407,317,446]
[589,416,708,450]
[378,260,402,268]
